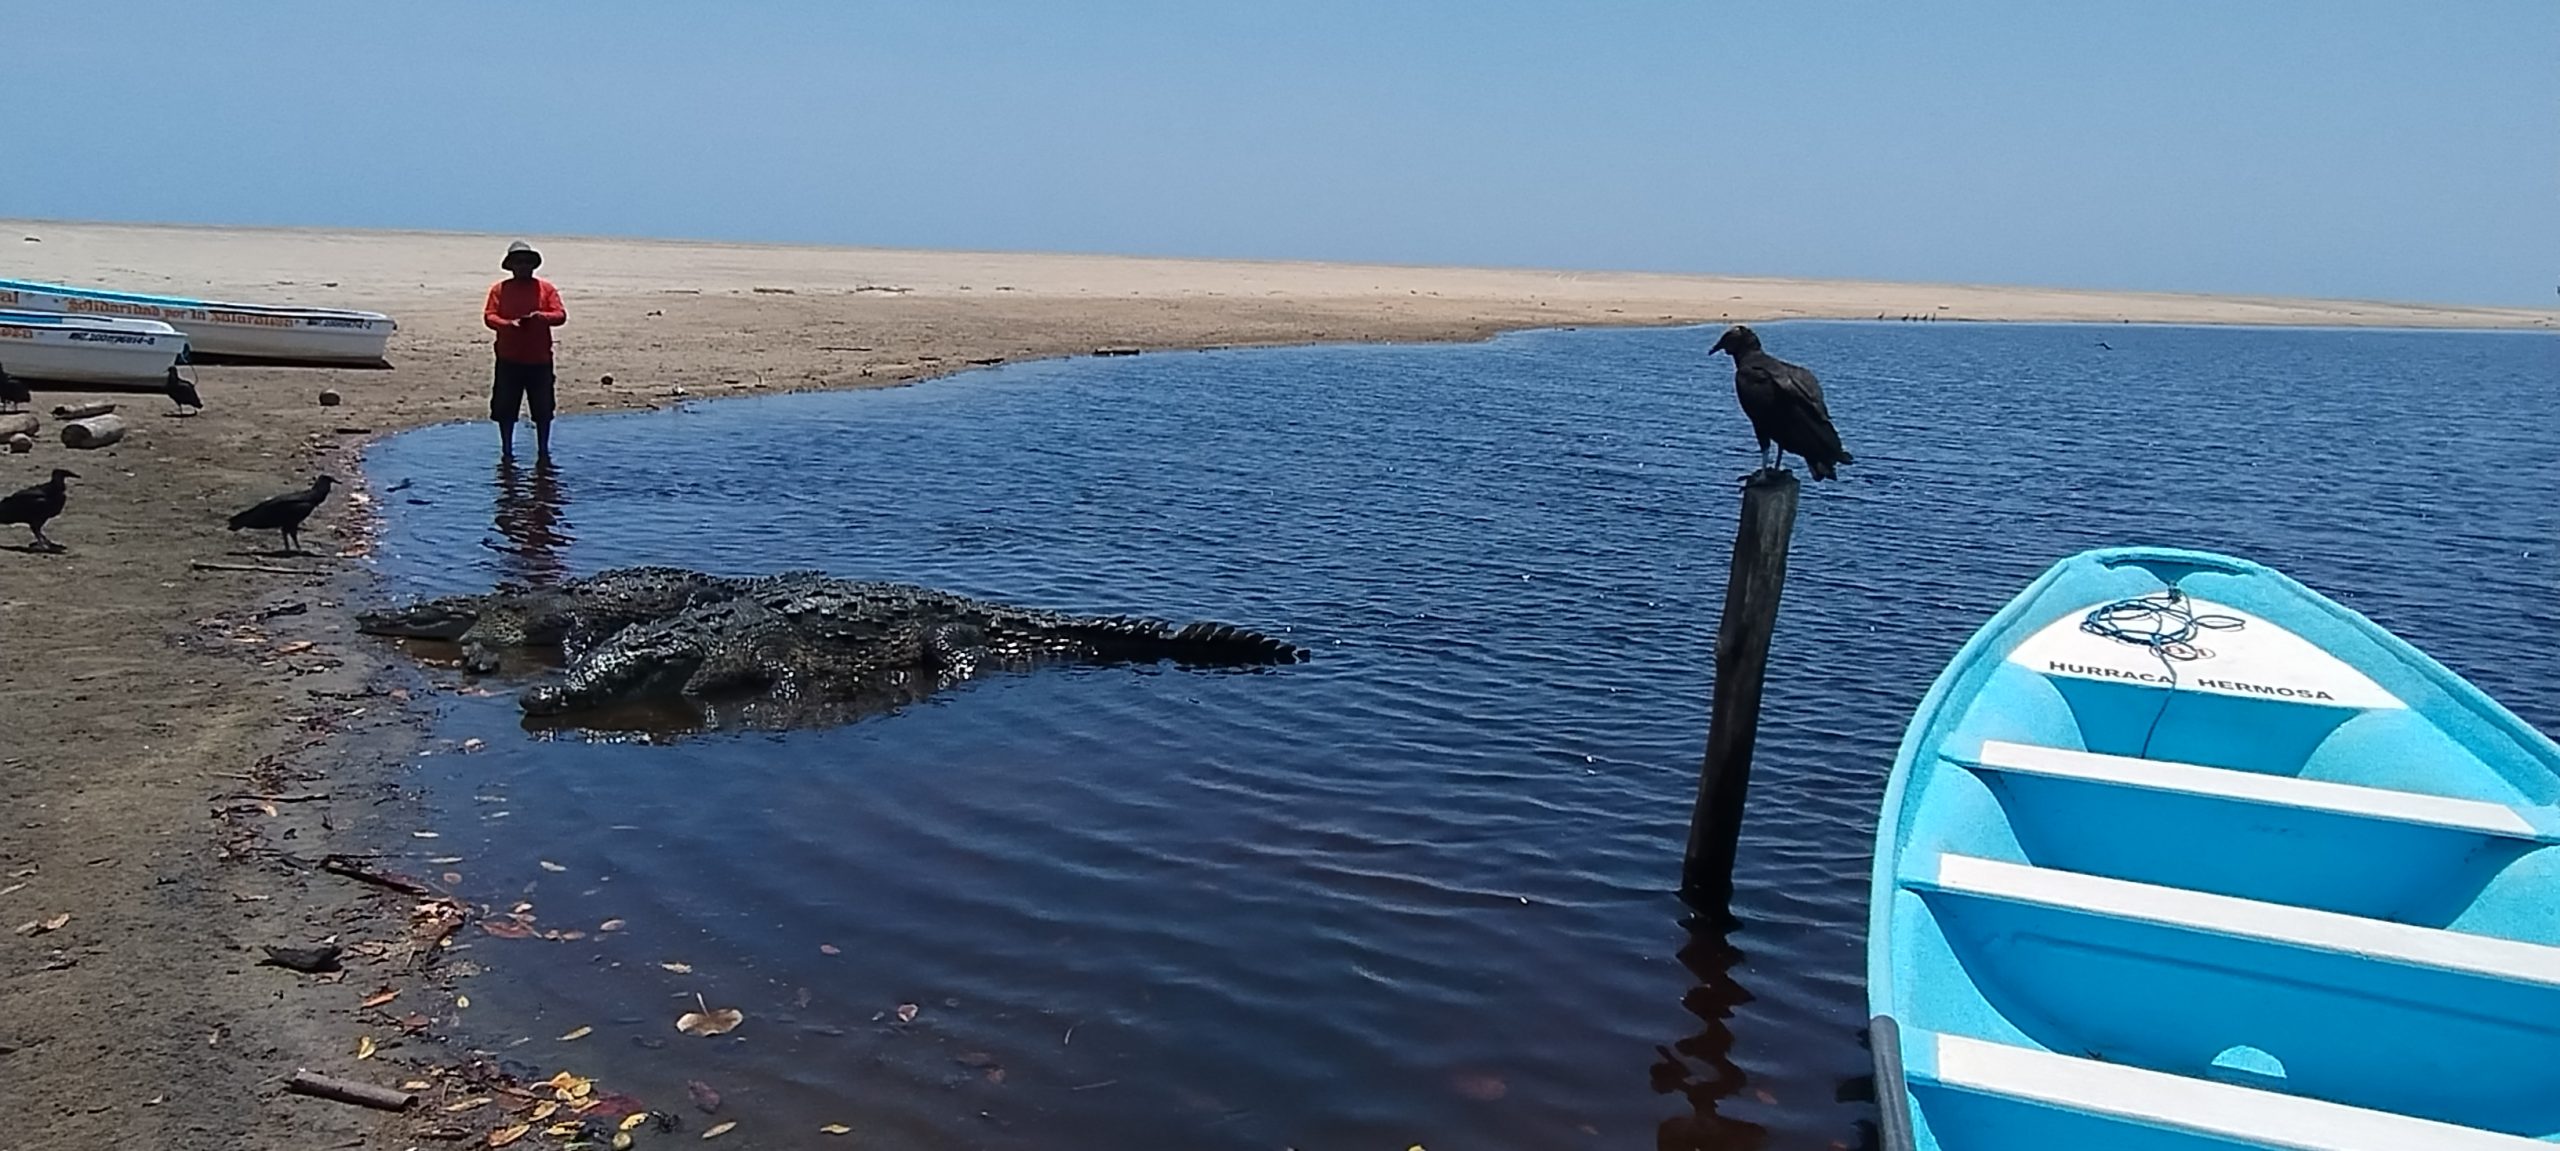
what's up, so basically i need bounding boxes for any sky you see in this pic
[2,2,2553,306]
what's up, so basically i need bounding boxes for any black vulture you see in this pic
[1707,325,1853,480]
[228,475,336,554]
[164,366,203,415]
[0,468,77,551]
[0,364,27,414]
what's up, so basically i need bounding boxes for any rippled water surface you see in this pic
[363,323,2557,1150]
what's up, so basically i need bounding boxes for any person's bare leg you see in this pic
[498,420,516,458]
[534,419,553,462]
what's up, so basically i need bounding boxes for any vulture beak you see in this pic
[1708,333,1732,357]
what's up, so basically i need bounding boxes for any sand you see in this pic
[0,218,2550,1150]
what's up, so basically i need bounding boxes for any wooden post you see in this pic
[1681,470,1802,906]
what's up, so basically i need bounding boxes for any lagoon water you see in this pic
[362,323,2556,1149]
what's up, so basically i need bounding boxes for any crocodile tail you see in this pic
[1160,619,1309,664]
[1064,616,1307,665]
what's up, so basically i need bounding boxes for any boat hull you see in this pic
[1869,546,2560,1150]
[0,310,187,384]
[0,279,394,367]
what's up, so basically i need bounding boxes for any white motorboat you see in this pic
[0,309,189,384]
[0,278,394,366]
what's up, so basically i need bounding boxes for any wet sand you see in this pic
[0,218,2550,1150]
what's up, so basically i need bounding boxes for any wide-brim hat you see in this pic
[503,240,542,270]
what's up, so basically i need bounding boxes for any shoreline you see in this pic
[0,218,2552,1150]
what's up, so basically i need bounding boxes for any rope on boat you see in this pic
[2078,587,2245,756]
[2078,588,2243,663]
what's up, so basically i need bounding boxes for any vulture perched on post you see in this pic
[1708,325,1852,480]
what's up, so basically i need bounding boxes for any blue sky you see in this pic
[3,2,2552,305]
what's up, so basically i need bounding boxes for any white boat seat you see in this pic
[1930,855,2560,987]
[1965,740,2555,842]
[1921,1031,2551,1151]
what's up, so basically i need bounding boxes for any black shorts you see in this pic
[492,358,557,424]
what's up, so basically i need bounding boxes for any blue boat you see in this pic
[1868,546,2560,1151]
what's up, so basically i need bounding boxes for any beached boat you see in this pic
[1868,546,2560,1151]
[0,309,189,384]
[0,278,394,366]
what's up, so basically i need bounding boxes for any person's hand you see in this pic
[512,316,531,328]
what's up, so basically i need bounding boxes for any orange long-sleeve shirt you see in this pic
[484,276,567,363]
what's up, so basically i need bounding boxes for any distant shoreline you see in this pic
[8,217,2553,332]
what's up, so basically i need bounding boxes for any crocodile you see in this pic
[358,567,1307,730]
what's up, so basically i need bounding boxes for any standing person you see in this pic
[484,240,567,459]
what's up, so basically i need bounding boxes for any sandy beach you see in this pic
[0,218,2551,1150]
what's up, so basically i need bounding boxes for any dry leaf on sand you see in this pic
[487,1125,530,1148]
[620,1113,653,1132]
[559,1025,593,1041]
[895,1003,919,1024]
[701,1120,737,1140]
[359,988,399,1009]
[820,1124,852,1135]
[355,1035,377,1059]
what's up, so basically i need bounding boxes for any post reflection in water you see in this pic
[1654,907,1880,1151]
[489,458,572,586]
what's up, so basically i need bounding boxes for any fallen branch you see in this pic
[286,1069,414,1112]
[191,560,321,576]
[318,854,433,897]
[226,792,329,803]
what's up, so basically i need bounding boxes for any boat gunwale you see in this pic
[0,278,396,326]
[0,309,186,335]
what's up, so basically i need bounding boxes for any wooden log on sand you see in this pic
[60,414,126,449]
[0,413,36,439]
[50,401,116,420]
[285,1069,414,1111]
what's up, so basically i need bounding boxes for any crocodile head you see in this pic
[520,617,716,717]
[355,597,482,641]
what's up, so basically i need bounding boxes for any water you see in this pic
[362,323,2558,1150]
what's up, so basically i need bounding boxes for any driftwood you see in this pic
[49,401,115,420]
[286,1069,414,1112]
[318,853,433,896]
[59,414,126,449]
[191,560,320,576]
[1091,346,1140,357]
[0,413,36,439]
